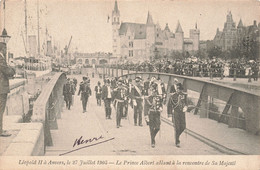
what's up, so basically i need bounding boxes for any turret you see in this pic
[146,11,155,46]
[189,22,200,51]
[112,0,120,58]
[175,20,184,51]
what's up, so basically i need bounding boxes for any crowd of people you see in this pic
[63,74,188,148]
[112,58,259,80]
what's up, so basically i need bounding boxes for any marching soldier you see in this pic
[70,79,76,106]
[144,84,163,148]
[167,83,187,148]
[63,78,75,110]
[131,76,144,126]
[121,79,130,119]
[112,79,128,128]
[144,77,150,96]
[101,79,112,119]
[78,77,92,113]
[95,81,102,106]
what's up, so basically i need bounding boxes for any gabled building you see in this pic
[112,0,200,62]
[214,11,260,54]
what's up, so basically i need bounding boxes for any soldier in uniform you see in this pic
[95,81,102,106]
[144,83,163,148]
[131,76,144,126]
[143,77,150,96]
[101,79,112,119]
[78,77,92,113]
[112,79,128,128]
[63,78,74,110]
[167,83,187,147]
[70,79,76,106]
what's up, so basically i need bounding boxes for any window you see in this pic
[129,41,133,48]
[114,39,116,43]
[128,36,131,40]
[129,50,133,57]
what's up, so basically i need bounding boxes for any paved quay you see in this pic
[45,75,223,156]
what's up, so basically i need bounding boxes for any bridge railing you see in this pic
[31,72,66,152]
[97,65,260,135]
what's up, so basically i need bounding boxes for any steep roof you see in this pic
[119,22,147,39]
[146,11,154,26]
[113,0,119,13]
[164,23,170,32]
[237,19,243,28]
[176,21,183,33]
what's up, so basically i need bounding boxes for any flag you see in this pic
[3,0,6,9]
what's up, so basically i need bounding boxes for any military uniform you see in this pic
[101,79,112,119]
[167,83,187,147]
[95,82,102,106]
[112,80,128,128]
[144,90,163,148]
[63,79,75,110]
[131,77,144,126]
[78,78,92,112]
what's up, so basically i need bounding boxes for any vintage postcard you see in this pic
[0,0,259,169]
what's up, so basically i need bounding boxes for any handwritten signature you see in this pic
[59,135,115,156]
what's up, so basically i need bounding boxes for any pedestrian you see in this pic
[95,81,102,106]
[112,79,128,128]
[0,49,16,137]
[131,76,144,126]
[63,78,74,110]
[144,83,163,148]
[70,79,76,106]
[101,79,112,119]
[167,83,187,147]
[78,77,92,113]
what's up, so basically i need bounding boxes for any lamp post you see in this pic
[0,28,11,61]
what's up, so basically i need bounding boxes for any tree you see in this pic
[207,46,222,59]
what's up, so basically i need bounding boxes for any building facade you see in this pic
[112,0,200,62]
[213,11,260,54]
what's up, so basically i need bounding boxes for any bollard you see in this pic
[233,69,236,81]
[248,69,252,82]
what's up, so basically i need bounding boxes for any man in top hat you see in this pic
[101,78,112,119]
[63,78,75,110]
[131,76,144,126]
[167,83,187,147]
[95,81,102,106]
[144,82,163,148]
[78,77,92,113]
[112,79,128,128]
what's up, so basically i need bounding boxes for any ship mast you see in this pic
[37,0,40,56]
[24,0,28,54]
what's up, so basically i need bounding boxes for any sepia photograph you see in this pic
[0,0,259,169]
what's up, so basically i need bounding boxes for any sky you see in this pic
[0,0,259,57]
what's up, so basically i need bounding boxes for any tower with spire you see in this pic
[175,21,184,51]
[111,0,200,62]
[112,0,120,58]
[146,11,155,48]
[189,22,200,51]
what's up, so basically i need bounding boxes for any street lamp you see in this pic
[0,28,11,61]
[0,28,11,44]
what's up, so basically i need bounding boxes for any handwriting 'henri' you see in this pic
[73,135,104,147]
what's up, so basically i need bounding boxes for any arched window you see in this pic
[77,59,82,64]
[92,59,96,64]
[85,59,89,64]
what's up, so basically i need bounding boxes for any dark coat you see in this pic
[0,54,15,94]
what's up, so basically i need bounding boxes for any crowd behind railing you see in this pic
[110,58,259,80]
